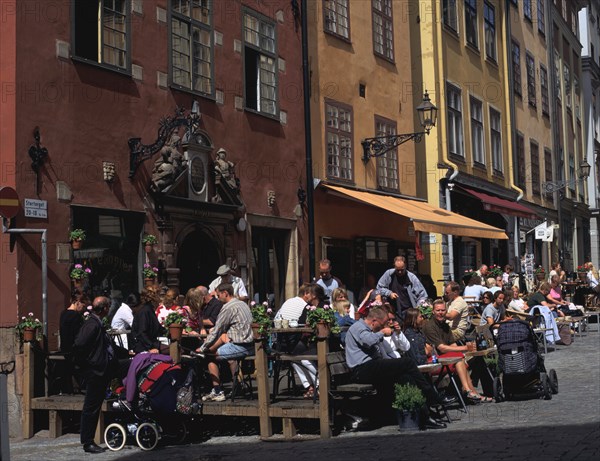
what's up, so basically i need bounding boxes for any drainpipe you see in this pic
[434,0,459,281]
[1,223,48,345]
[504,0,525,269]
[301,0,316,281]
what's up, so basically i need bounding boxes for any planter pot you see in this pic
[168,324,183,342]
[536,273,545,281]
[578,272,587,282]
[251,323,263,341]
[22,327,37,342]
[71,279,84,290]
[144,244,154,254]
[71,240,82,250]
[395,409,420,432]
[315,321,330,339]
[144,278,155,287]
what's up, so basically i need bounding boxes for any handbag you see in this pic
[176,368,199,414]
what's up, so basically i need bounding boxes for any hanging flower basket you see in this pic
[144,278,155,287]
[71,240,82,250]
[168,324,184,342]
[22,327,37,342]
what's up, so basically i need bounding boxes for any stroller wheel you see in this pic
[104,423,126,451]
[540,373,552,400]
[136,422,160,451]
[548,369,559,395]
[493,377,504,402]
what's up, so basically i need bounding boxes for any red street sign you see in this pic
[0,186,20,219]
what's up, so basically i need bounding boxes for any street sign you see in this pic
[0,187,20,219]
[24,198,47,219]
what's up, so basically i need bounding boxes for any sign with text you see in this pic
[24,198,47,218]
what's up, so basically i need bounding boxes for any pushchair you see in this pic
[493,319,558,402]
[104,360,195,451]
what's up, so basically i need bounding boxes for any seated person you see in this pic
[531,282,565,318]
[382,305,410,358]
[548,275,568,310]
[197,285,223,335]
[508,286,529,312]
[345,306,450,428]
[111,292,136,350]
[463,275,486,302]
[275,283,325,399]
[155,288,180,325]
[480,291,508,327]
[526,283,562,343]
[332,287,356,319]
[402,308,432,365]
[422,300,493,403]
[487,277,501,295]
[130,287,164,354]
[443,281,470,341]
[333,299,356,346]
[196,283,254,402]
[181,287,202,333]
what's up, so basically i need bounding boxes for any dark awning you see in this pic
[459,187,538,219]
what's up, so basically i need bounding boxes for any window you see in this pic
[365,240,389,261]
[470,96,484,165]
[563,63,571,110]
[170,0,213,95]
[540,65,549,116]
[554,50,561,101]
[530,141,540,195]
[447,83,464,157]
[372,0,394,61]
[484,2,496,61]
[544,148,553,199]
[323,0,350,39]
[325,101,353,181]
[523,0,532,21]
[516,133,526,190]
[375,117,399,191]
[490,108,502,172]
[568,154,575,193]
[243,10,278,116]
[537,0,545,35]
[443,0,458,32]
[465,0,478,48]
[526,53,536,108]
[512,40,522,97]
[72,0,130,71]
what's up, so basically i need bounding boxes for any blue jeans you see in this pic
[217,342,253,360]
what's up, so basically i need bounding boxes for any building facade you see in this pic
[0,0,305,436]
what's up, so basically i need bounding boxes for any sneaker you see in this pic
[202,389,226,402]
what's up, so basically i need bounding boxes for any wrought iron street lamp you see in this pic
[361,91,438,163]
[542,159,591,194]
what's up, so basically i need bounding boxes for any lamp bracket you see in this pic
[361,131,427,163]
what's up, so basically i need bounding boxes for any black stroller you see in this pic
[493,319,558,401]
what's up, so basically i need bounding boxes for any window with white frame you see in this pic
[323,0,350,39]
[490,108,503,172]
[537,0,545,35]
[243,10,277,116]
[443,0,458,32]
[170,0,213,95]
[73,0,130,71]
[554,50,561,101]
[526,52,536,108]
[540,64,549,116]
[470,96,484,165]
[464,0,478,48]
[512,40,522,97]
[326,101,353,181]
[375,117,399,191]
[484,2,496,61]
[568,154,575,192]
[447,83,464,157]
[372,0,394,61]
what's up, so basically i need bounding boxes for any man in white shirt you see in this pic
[111,294,135,349]
[208,265,249,302]
[275,283,322,321]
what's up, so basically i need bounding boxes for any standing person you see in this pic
[376,256,427,318]
[315,259,343,300]
[208,265,249,302]
[59,289,89,394]
[195,283,254,402]
[73,296,116,454]
[444,281,470,341]
[475,265,489,284]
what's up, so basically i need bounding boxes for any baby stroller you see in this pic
[104,360,193,451]
[493,319,558,401]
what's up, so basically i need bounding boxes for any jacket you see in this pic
[376,268,427,308]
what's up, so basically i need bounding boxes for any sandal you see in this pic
[479,395,493,403]
[464,390,482,404]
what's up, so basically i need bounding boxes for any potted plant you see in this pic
[69,229,86,249]
[391,383,426,431]
[70,264,91,288]
[142,264,159,286]
[16,312,43,342]
[306,304,340,339]
[164,311,187,342]
[250,301,273,340]
[576,264,587,281]
[488,264,503,279]
[417,300,433,320]
[534,266,546,281]
[142,234,158,254]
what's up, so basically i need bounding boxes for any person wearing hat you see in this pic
[209,264,249,302]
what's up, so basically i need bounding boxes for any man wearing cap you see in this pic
[209,264,249,302]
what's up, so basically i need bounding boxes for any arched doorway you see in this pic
[177,229,221,293]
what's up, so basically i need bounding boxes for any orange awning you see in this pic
[323,185,508,240]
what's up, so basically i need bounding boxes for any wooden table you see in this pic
[465,347,497,359]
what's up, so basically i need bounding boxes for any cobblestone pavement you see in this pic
[9,325,600,461]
